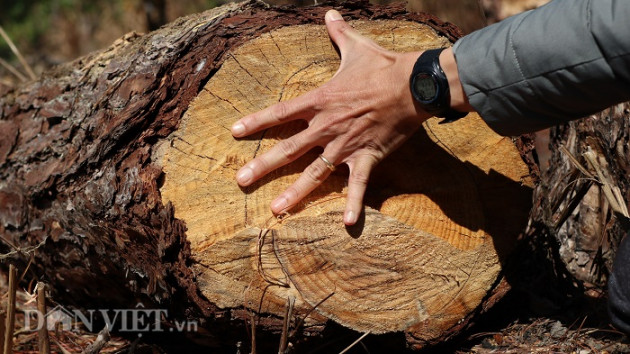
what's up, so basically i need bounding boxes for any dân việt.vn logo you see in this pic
[22,303,198,336]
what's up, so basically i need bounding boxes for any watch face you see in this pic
[413,73,438,102]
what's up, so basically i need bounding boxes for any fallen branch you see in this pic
[80,326,110,354]
[3,265,17,354]
[37,282,50,354]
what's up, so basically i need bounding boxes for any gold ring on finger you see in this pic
[318,154,336,172]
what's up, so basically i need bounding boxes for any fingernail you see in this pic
[344,210,357,225]
[236,167,253,185]
[231,122,245,136]
[327,10,343,22]
[271,197,288,213]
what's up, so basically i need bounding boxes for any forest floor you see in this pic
[1,270,628,354]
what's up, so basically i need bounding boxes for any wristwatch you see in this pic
[409,48,467,123]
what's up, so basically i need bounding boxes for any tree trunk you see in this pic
[529,104,630,294]
[0,0,534,349]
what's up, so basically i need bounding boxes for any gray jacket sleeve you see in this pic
[452,0,630,136]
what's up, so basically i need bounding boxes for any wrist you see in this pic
[439,47,473,113]
[400,51,432,123]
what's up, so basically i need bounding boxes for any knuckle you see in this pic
[336,23,351,36]
[284,186,300,201]
[304,162,328,184]
[350,168,370,186]
[312,90,329,110]
[318,114,343,138]
[278,139,301,161]
[362,139,383,154]
[272,102,289,122]
[248,159,267,176]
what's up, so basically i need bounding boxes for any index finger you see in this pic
[231,91,319,137]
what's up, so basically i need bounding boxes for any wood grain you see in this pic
[159,20,532,342]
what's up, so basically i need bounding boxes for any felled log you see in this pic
[0,0,534,349]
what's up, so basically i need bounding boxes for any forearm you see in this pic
[451,0,630,136]
[439,48,473,113]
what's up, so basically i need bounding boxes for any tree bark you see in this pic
[529,103,630,294]
[0,0,534,350]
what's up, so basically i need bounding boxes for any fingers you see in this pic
[266,150,376,226]
[324,10,363,58]
[236,130,318,186]
[232,10,357,138]
[344,155,376,225]
[270,153,336,214]
[231,93,317,137]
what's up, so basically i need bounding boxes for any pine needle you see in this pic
[0,78,14,87]
[339,332,370,354]
[0,58,26,82]
[0,26,36,80]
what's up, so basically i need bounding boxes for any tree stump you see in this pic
[0,0,534,349]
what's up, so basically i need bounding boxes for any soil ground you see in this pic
[0,260,628,353]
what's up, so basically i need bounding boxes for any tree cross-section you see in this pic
[0,0,533,349]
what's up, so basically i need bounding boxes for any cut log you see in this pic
[0,0,534,349]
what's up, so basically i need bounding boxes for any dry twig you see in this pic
[0,312,5,353]
[3,265,18,354]
[0,26,36,80]
[51,337,73,354]
[289,292,335,339]
[583,147,630,219]
[0,58,26,82]
[250,311,257,354]
[0,238,47,261]
[278,296,295,354]
[36,283,50,354]
[338,332,370,354]
[80,326,110,354]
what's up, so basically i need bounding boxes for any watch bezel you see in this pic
[411,72,440,104]
[410,48,467,122]
[409,48,451,115]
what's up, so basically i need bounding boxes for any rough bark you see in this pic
[0,0,533,350]
[530,104,630,294]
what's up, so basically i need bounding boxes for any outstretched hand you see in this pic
[231,10,431,225]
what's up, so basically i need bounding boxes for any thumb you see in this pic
[325,10,362,57]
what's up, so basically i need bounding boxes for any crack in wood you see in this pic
[268,32,286,62]
[204,88,243,114]
[278,60,329,103]
[257,47,279,73]
[171,136,217,161]
[229,53,272,93]
[390,26,400,45]
[235,87,257,112]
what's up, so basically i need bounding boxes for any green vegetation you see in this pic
[1,1,54,59]
[0,0,220,73]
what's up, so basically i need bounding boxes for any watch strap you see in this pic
[410,48,467,122]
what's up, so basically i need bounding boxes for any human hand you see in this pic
[231,10,431,225]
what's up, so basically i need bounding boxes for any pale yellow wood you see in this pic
[157,21,532,340]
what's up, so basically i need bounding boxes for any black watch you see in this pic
[409,48,467,123]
